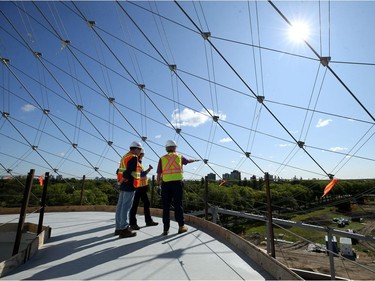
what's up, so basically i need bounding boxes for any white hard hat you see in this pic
[165,139,177,147]
[140,148,145,154]
[129,141,143,149]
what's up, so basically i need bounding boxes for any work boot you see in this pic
[130,224,140,230]
[119,228,136,238]
[146,221,159,227]
[162,230,169,236]
[114,229,121,236]
[178,225,188,234]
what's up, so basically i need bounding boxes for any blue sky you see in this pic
[0,1,374,181]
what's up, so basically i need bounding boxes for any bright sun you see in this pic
[288,21,310,43]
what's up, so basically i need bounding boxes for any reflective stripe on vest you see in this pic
[139,163,148,187]
[161,153,183,182]
[117,151,141,187]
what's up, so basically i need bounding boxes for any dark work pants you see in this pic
[161,180,184,231]
[129,185,152,225]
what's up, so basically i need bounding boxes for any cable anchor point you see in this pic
[138,84,145,90]
[108,97,115,103]
[169,64,177,72]
[175,128,182,134]
[297,141,305,148]
[213,116,219,122]
[245,152,251,158]
[203,159,208,164]
[141,136,147,142]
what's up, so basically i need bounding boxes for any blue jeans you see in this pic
[115,190,135,230]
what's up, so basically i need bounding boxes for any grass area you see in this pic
[245,206,369,245]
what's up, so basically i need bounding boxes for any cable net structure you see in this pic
[1,1,374,182]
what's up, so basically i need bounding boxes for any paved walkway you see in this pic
[0,212,273,280]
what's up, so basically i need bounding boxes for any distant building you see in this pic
[206,173,216,181]
[231,170,241,181]
[222,170,241,181]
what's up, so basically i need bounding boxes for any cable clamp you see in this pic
[203,159,208,164]
[201,31,211,40]
[2,112,10,118]
[320,56,331,67]
[107,141,113,146]
[43,109,50,115]
[72,143,78,148]
[245,152,251,158]
[108,97,115,103]
[86,20,96,27]
[77,105,84,111]
[175,128,181,134]
[141,136,147,141]
[138,84,145,90]
[1,58,10,65]
[213,115,219,122]
[297,141,305,148]
[169,64,177,72]
[256,96,265,103]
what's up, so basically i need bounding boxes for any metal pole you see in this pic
[13,169,34,256]
[37,172,49,235]
[204,176,208,220]
[150,175,155,208]
[265,172,275,257]
[80,175,86,205]
[327,228,336,280]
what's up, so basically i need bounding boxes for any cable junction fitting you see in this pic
[297,141,305,148]
[169,64,177,72]
[32,145,38,150]
[245,152,251,158]
[138,84,145,90]
[320,57,331,67]
[33,52,42,58]
[175,128,181,134]
[62,39,71,47]
[213,115,219,122]
[1,58,10,64]
[201,31,211,40]
[256,96,265,103]
[2,112,10,118]
[86,20,96,27]
[108,97,115,103]
[107,141,113,146]
[72,143,78,148]
[77,105,84,111]
[43,109,50,115]
[141,136,147,141]
[203,159,208,164]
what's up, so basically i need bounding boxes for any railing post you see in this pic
[265,172,275,258]
[204,176,208,220]
[150,175,155,208]
[13,169,34,256]
[37,172,49,235]
[326,227,336,280]
[80,175,86,205]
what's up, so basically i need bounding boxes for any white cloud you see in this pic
[155,134,161,139]
[279,143,291,147]
[219,137,232,143]
[21,104,36,112]
[330,146,347,152]
[316,118,332,128]
[170,108,226,127]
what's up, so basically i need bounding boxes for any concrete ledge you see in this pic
[0,223,51,278]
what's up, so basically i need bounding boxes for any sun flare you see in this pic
[288,21,310,43]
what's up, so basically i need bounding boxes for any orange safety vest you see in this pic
[161,152,183,182]
[139,163,148,187]
[117,151,141,188]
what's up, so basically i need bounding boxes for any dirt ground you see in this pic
[246,220,375,280]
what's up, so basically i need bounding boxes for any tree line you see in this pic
[0,176,374,212]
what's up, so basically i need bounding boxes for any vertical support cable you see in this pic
[204,176,208,220]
